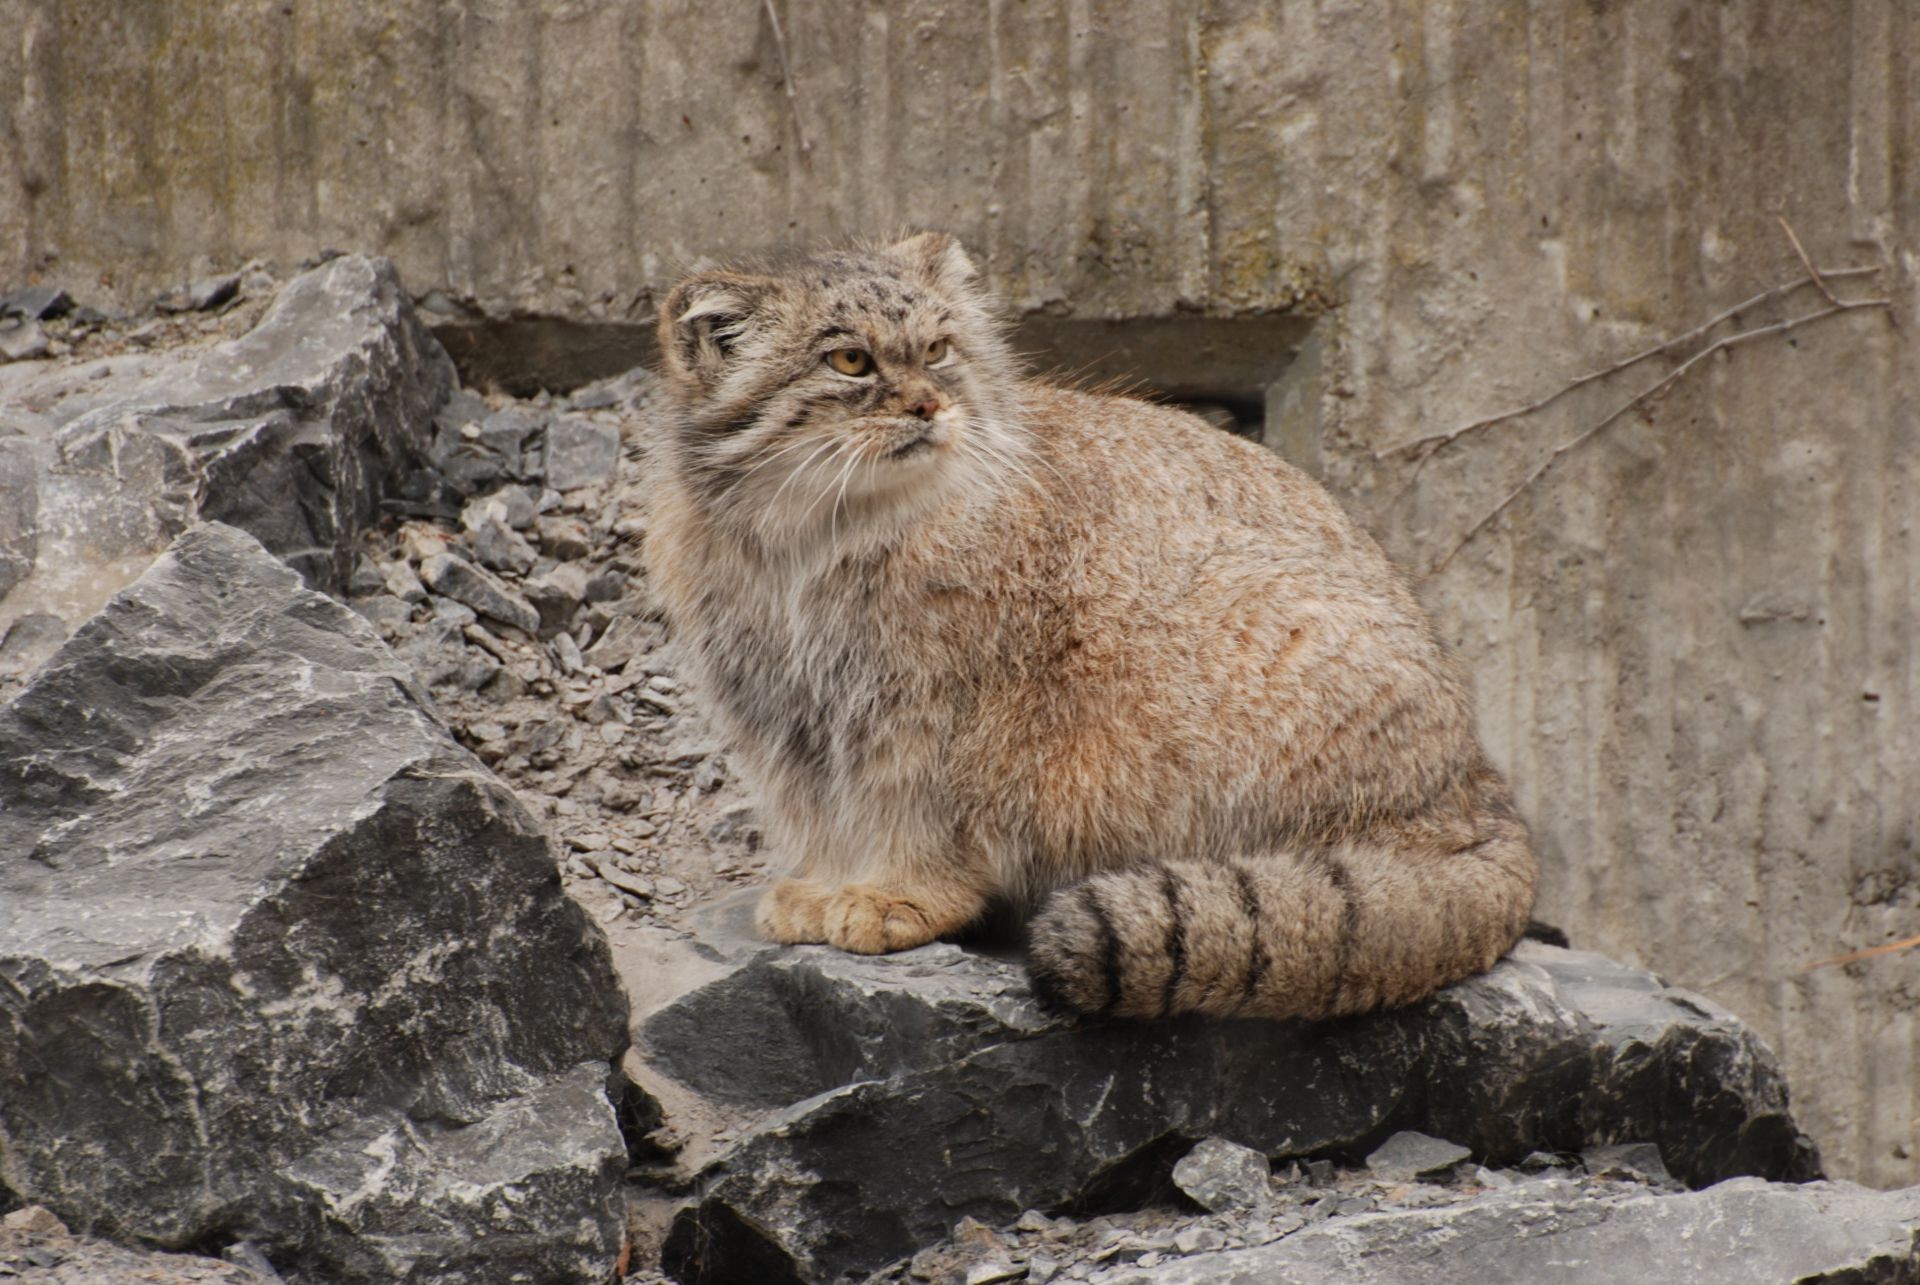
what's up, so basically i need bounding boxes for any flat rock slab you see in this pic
[1098,1178,1920,1284]
[641,920,1817,1284]
[0,523,630,1283]
[1364,1131,1472,1182]
[0,254,452,649]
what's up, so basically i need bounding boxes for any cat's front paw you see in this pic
[823,884,943,954]
[756,878,832,943]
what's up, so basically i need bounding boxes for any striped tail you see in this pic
[1024,808,1537,1021]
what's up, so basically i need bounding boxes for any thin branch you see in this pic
[1777,216,1840,307]
[1422,296,1894,579]
[1805,932,1920,972]
[1375,264,1884,463]
[763,0,813,160]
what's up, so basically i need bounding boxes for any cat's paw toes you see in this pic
[824,885,938,954]
[756,879,831,944]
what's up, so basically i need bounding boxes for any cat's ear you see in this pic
[886,231,978,293]
[658,271,779,391]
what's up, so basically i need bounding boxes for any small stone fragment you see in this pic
[0,318,50,362]
[0,285,73,321]
[583,566,628,603]
[350,593,412,637]
[1173,1225,1228,1254]
[469,516,538,577]
[383,559,428,603]
[544,414,622,490]
[347,554,387,596]
[420,551,541,633]
[1365,1131,1473,1183]
[1172,1137,1272,1215]
[1,1205,68,1237]
[536,514,595,560]
[596,862,655,900]
[1583,1141,1675,1187]
[0,613,70,675]
[156,272,241,313]
[525,562,590,636]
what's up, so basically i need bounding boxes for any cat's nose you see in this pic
[906,398,941,421]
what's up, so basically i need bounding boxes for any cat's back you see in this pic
[991,381,1424,626]
[941,380,1476,856]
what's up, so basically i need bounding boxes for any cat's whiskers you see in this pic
[756,435,850,529]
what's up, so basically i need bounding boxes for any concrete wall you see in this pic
[5,0,1917,1184]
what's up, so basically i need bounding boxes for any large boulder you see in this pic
[641,910,1817,1284]
[0,254,452,670]
[0,523,631,1283]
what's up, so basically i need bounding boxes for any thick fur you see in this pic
[644,233,1538,1021]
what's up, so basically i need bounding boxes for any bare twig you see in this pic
[1805,932,1920,972]
[1423,295,1894,578]
[1777,216,1840,307]
[763,0,813,160]
[1375,264,1883,464]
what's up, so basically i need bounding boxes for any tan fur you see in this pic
[643,233,1538,1020]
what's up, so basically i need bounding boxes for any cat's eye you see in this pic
[924,338,950,364]
[827,348,874,377]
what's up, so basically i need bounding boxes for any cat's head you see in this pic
[655,233,1027,546]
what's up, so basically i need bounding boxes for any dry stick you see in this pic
[1806,932,1920,972]
[1375,264,1884,464]
[1777,216,1841,308]
[763,0,813,159]
[1422,296,1894,579]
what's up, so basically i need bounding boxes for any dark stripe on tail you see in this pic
[1081,882,1123,1017]
[1304,849,1359,1013]
[1159,865,1187,1017]
[1234,864,1272,1006]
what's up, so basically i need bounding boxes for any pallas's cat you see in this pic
[644,233,1536,1020]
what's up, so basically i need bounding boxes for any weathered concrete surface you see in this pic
[3,1,1917,1184]
[0,523,631,1282]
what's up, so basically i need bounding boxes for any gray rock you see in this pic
[463,484,541,531]
[384,558,428,604]
[0,611,67,676]
[525,562,590,636]
[535,514,594,560]
[0,319,49,362]
[419,550,540,633]
[427,389,508,490]
[1583,1142,1675,1187]
[349,591,413,637]
[0,524,631,1283]
[155,272,241,313]
[1364,1131,1472,1182]
[645,931,1816,1284]
[1172,1139,1271,1215]
[543,414,621,491]
[0,255,453,595]
[461,405,549,484]
[467,515,538,577]
[346,552,387,595]
[583,565,627,602]
[1096,1179,1920,1285]
[0,286,74,322]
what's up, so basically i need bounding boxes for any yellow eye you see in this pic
[827,348,874,376]
[925,338,950,364]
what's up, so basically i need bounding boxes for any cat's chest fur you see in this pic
[659,514,978,793]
